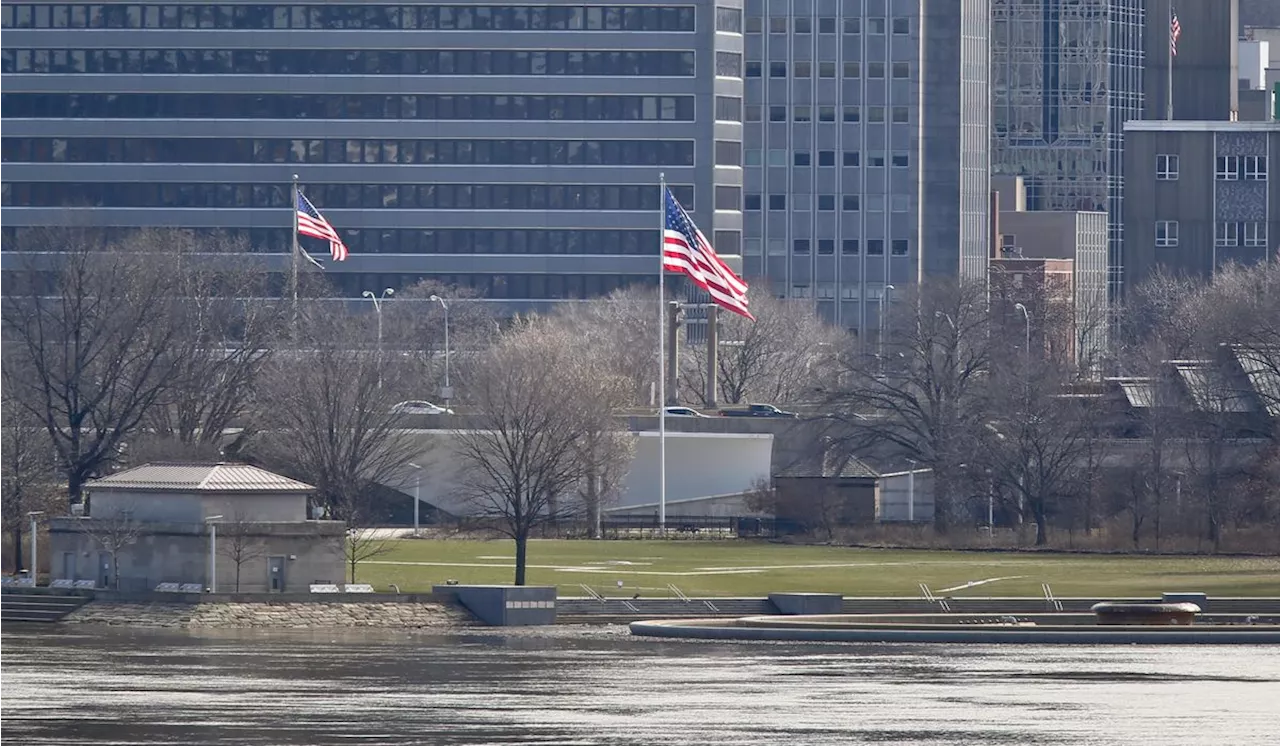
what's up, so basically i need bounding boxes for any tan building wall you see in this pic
[48,519,345,593]
[90,489,309,523]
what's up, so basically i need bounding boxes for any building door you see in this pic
[267,556,286,593]
[98,553,112,588]
[61,552,76,581]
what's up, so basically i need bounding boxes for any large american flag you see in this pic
[662,187,753,320]
[296,191,349,261]
[1170,9,1181,57]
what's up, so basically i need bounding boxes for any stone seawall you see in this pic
[67,600,473,629]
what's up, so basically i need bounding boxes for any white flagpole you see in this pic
[291,174,301,317]
[658,173,667,531]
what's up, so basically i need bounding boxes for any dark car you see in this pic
[719,403,800,418]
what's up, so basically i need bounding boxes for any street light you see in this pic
[362,288,394,388]
[205,515,224,593]
[27,511,44,583]
[1014,302,1031,364]
[429,295,452,404]
[878,284,895,374]
[408,462,423,535]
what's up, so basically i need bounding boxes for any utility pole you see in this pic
[704,305,718,408]
[666,301,682,406]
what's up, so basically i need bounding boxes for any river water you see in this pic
[3,625,1278,746]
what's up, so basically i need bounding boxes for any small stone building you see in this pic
[48,463,345,593]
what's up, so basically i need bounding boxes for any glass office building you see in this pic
[740,0,990,335]
[1,1,746,305]
[991,0,1146,300]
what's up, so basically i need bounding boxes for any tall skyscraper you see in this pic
[739,0,990,337]
[991,0,1146,301]
[0,1,744,308]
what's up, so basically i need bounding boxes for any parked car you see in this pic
[391,400,454,415]
[718,403,799,418]
[663,406,713,418]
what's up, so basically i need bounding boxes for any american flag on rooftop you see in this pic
[662,187,753,320]
[1170,9,1182,57]
[296,191,349,262]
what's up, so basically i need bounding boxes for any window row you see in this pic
[1215,221,1269,248]
[3,137,697,167]
[328,272,657,300]
[745,193,912,212]
[1156,220,1270,248]
[789,238,908,255]
[0,92,697,122]
[746,104,910,124]
[2,182,696,210]
[1215,155,1267,181]
[746,150,893,168]
[2,48,697,77]
[745,60,911,79]
[1,4,696,31]
[0,225,665,256]
[744,238,907,256]
[744,16,909,35]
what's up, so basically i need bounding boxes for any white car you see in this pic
[391,400,454,415]
[663,406,712,418]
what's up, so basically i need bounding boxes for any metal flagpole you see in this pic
[1167,6,1175,121]
[290,174,301,316]
[658,172,667,531]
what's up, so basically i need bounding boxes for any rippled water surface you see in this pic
[3,625,1278,745]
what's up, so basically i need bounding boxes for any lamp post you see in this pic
[408,462,422,535]
[429,295,452,404]
[362,287,394,387]
[1014,302,1031,365]
[878,284,895,374]
[27,511,44,583]
[205,515,224,593]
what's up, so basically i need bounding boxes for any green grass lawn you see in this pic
[360,539,1280,598]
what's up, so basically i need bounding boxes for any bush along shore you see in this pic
[66,600,474,629]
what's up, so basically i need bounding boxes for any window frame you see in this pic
[1155,220,1179,247]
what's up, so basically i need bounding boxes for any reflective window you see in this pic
[715,51,742,77]
[714,95,742,122]
[0,4,696,31]
[0,92,695,121]
[2,48,696,76]
[3,137,696,166]
[714,7,741,33]
[3,182,695,210]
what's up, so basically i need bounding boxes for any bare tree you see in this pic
[249,305,418,581]
[1,228,198,507]
[820,279,995,531]
[79,507,143,590]
[680,290,845,406]
[551,285,662,406]
[981,359,1099,546]
[147,231,283,451]
[1,366,60,574]
[453,318,631,584]
[215,510,267,592]
[383,278,501,404]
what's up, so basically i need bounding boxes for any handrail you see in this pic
[667,583,691,602]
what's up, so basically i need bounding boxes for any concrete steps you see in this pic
[1,592,91,623]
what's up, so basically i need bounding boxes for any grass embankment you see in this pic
[361,539,1280,598]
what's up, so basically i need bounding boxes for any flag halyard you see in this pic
[662,188,753,320]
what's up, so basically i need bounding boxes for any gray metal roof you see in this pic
[775,453,880,480]
[87,463,314,493]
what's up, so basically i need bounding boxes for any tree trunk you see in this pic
[69,473,84,510]
[514,532,528,586]
[1033,501,1048,546]
[234,561,242,593]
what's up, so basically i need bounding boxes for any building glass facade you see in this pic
[991,0,1146,301]
[740,0,989,336]
[0,0,744,304]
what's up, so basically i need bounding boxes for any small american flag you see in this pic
[1170,9,1181,57]
[663,187,753,320]
[296,191,349,261]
